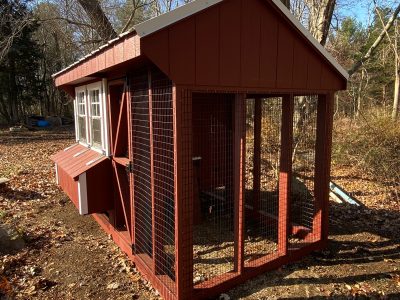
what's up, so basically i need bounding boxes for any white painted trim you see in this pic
[64,143,79,151]
[73,148,90,158]
[78,173,88,215]
[75,85,88,143]
[135,0,349,80]
[73,98,79,142]
[135,0,223,37]
[270,0,349,80]
[102,79,111,157]
[87,81,106,153]
[55,164,59,185]
[86,155,104,166]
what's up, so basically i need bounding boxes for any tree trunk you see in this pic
[306,0,336,46]
[8,55,18,124]
[392,21,399,121]
[393,65,399,120]
[348,3,400,77]
[280,0,290,9]
[77,0,118,42]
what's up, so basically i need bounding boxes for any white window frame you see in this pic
[75,86,89,144]
[74,80,110,156]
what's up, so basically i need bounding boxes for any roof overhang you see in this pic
[52,0,348,87]
[52,31,140,87]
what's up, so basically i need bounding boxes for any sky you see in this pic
[338,0,398,27]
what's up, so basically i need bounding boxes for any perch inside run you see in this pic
[51,0,348,299]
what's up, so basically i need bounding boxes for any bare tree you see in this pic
[77,0,118,41]
[348,2,400,77]
[393,20,399,120]
[0,1,32,64]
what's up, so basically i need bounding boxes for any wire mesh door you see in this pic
[192,93,235,285]
[130,68,176,291]
[244,97,282,265]
[289,95,319,248]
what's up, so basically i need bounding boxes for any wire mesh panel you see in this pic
[244,98,282,263]
[244,99,255,218]
[290,95,318,248]
[131,70,153,259]
[192,93,235,285]
[151,69,176,284]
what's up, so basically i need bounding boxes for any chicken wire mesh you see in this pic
[131,68,176,288]
[244,97,282,264]
[151,69,175,283]
[289,95,319,248]
[131,70,153,259]
[192,93,235,285]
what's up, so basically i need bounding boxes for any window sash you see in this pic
[75,81,109,155]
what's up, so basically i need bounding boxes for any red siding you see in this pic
[54,33,140,87]
[276,22,294,88]
[195,8,220,86]
[219,0,241,86]
[169,18,196,85]
[140,0,346,91]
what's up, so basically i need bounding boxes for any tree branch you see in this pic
[348,3,400,77]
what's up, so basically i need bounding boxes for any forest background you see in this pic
[0,0,399,199]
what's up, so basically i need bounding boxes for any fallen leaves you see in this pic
[0,276,13,297]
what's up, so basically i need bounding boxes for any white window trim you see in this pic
[74,80,110,156]
[75,86,89,145]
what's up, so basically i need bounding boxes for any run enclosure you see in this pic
[52,0,348,299]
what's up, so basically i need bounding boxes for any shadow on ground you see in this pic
[228,201,400,299]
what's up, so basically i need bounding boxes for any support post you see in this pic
[322,93,334,243]
[278,94,293,256]
[314,93,334,243]
[174,87,193,299]
[126,77,135,245]
[234,93,246,274]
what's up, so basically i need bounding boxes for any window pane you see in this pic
[92,118,102,148]
[91,103,100,117]
[78,92,86,115]
[78,116,86,143]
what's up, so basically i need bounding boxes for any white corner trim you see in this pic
[78,173,88,215]
[135,0,223,37]
[55,164,59,185]
[102,79,111,157]
[270,0,349,80]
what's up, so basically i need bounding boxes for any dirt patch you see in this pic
[1,128,399,299]
[0,128,159,299]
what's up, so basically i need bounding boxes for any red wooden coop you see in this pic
[51,0,348,299]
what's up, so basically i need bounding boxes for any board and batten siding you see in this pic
[141,0,346,91]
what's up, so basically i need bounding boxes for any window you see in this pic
[74,81,109,155]
[76,89,87,143]
[88,88,102,149]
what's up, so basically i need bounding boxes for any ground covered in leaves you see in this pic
[1,128,399,299]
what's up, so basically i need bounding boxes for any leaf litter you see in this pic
[0,127,399,299]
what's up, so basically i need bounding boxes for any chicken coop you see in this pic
[51,0,348,299]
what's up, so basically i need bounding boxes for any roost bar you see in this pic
[51,0,348,299]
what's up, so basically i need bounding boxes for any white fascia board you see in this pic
[78,173,88,215]
[270,0,349,80]
[135,0,223,37]
[55,164,59,185]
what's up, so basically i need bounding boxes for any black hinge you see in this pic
[126,161,134,173]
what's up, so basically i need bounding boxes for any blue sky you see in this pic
[339,1,372,26]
